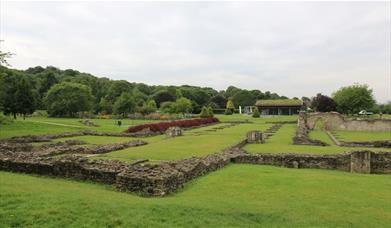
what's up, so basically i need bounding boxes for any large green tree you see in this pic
[98,97,113,114]
[232,90,256,107]
[209,95,227,109]
[0,70,35,118]
[333,84,376,114]
[44,82,93,117]
[174,97,193,114]
[113,92,135,117]
[15,77,36,119]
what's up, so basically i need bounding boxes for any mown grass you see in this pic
[333,130,391,142]
[215,114,297,123]
[245,124,391,154]
[97,123,271,161]
[1,165,390,227]
[0,117,159,139]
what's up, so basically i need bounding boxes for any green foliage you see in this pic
[153,91,176,107]
[374,102,391,114]
[224,108,233,115]
[106,80,132,102]
[132,88,148,107]
[207,106,214,117]
[113,92,135,117]
[232,90,256,107]
[138,100,157,115]
[38,72,58,97]
[0,70,36,118]
[31,110,48,117]
[0,49,13,66]
[0,65,290,115]
[45,82,93,117]
[159,101,176,114]
[199,106,210,118]
[15,77,36,118]
[252,107,260,118]
[174,97,193,114]
[209,95,227,108]
[226,100,235,110]
[98,97,113,114]
[0,113,13,126]
[333,84,375,114]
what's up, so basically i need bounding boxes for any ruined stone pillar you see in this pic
[246,131,264,144]
[165,127,183,137]
[350,151,371,174]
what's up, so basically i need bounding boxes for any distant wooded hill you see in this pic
[0,66,288,116]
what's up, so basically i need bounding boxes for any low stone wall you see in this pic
[305,112,391,131]
[0,146,244,196]
[0,154,129,184]
[116,149,242,196]
[341,140,391,148]
[0,142,33,152]
[370,152,391,174]
[233,151,391,174]
[233,153,350,171]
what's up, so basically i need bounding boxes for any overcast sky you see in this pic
[1,1,390,102]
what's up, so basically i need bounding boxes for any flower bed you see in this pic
[125,117,219,133]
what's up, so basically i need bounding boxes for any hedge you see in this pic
[125,117,219,133]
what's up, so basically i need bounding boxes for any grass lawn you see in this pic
[1,165,390,227]
[0,115,293,139]
[332,130,391,142]
[245,124,391,154]
[97,123,271,162]
[215,114,297,123]
[0,117,161,139]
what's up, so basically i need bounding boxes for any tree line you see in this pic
[1,64,389,119]
[304,84,391,115]
[0,65,288,118]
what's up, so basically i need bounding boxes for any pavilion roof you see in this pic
[255,99,303,107]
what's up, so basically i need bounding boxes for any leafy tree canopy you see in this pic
[311,93,337,112]
[44,82,93,117]
[333,84,375,114]
[113,92,135,117]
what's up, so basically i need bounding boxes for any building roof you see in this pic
[255,99,303,107]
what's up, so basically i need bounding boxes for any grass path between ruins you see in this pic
[244,124,391,154]
[1,165,390,227]
[332,130,391,142]
[96,123,272,161]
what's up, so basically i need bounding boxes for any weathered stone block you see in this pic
[350,151,371,174]
[165,127,183,137]
[246,131,264,144]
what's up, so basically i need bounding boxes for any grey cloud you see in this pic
[1,1,390,102]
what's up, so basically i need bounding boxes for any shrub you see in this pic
[125,117,219,133]
[224,108,233,115]
[199,106,210,118]
[0,113,13,125]
[207,106,214,117]
[252,108,260,118]
[32,110,48,117]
